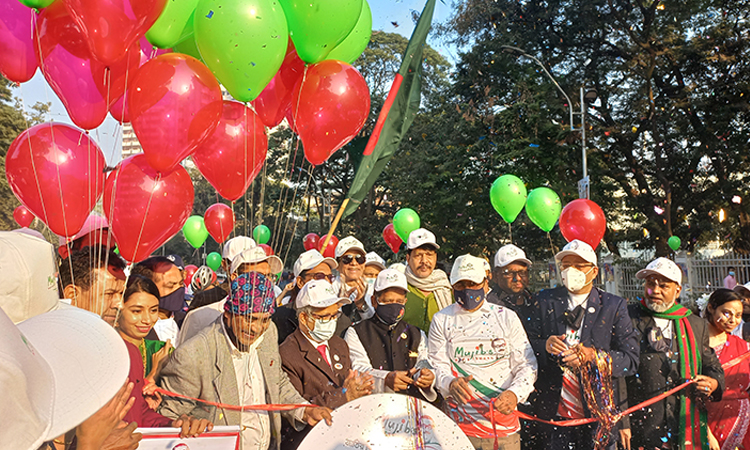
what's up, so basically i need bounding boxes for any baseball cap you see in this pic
[374,269,408,293]
[1,308,129,449]
[734,282,750,298]
[555,240,597,265]
[166,254,184,270]
[450,254,487,285]
[293,249,338,278]
[365,252,386,270]
[222,236,257,261]
[57,213,108,246]
[407,228,440,251]
[335,236,366,258]
[494,244,532,268]
[636,257,683,286]
[388,263,407,274]
[230,246,283,274]
[295,280,352,309]
[0,231,69,324]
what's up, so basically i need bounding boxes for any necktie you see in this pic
[563,305,585,330]
[316,344,330,366]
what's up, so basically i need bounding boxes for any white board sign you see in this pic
[135,425,240,450]
[298,393,473,450]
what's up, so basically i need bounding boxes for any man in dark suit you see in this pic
[526,240,639,450]
[279,279,373,450]
[625,257,724,450]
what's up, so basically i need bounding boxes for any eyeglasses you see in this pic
[341,254,366,265]
[304,272,334,282]
[644,278,675,290]
[309,311,342,323]
[560,262,595,271]
[500,269,529,279]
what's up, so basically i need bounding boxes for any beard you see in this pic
[646,297,675,313]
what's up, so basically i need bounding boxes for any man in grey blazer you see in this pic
[159,272,332,450]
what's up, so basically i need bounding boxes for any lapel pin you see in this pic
[333,354,340,361]
[588,307,595,314]
[334,363,343,370]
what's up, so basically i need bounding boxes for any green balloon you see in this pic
[668,236,682,251]
[325,0,372,64]
[253,225,271,245]
[18,0,54,9]
[183,215,209,248]
[146,0,200,49]
[195,0,289,102]
[489,175,527,224]
[172,33,204,62]
[392,208,421,243]
[279,0,362,64]
[206,252,222,271]
[525,187,562,233]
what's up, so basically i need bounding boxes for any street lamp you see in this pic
[501,45,597,199]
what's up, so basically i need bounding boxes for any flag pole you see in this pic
[320,198,350,253]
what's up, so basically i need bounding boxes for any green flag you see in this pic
[342,0,436,218]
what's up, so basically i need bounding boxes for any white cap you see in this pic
[494,244,532,268]
[450,254,487,285]
[222,236,257,261]
[0,231,69,324]
[374,269,408,293]
[295,280,351,309]
[365,252,386,270]
[483,259,491,272]
[555,239,597,265]
[293,249,338,278]
[636,257,682,286]
[57,213,108,246]
[230,246,283,274]
[407,228,440,251]
[388,263,406,274]
[1,308,129,449]
[335,236,366,258]
[734,282,750,298]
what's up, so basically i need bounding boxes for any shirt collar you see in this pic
[220,316,264,356]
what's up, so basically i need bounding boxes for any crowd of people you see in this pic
[3,217,750,450]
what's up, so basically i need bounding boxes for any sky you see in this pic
[14,0,457,165]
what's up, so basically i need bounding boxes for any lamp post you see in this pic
[501,45,597,199]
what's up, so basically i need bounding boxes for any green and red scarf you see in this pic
[639,299,706,450]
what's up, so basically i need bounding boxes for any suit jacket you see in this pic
[526,286,639,421]
[278,328,351,409]
[158,317,307,450]
[626,305,725,449]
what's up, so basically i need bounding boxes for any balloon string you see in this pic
[548,232,561,285]
[271,137,297,249]
[282,168,315,269]
[508,222,512,244]
[277,158,307,261]
[131,172,161,262]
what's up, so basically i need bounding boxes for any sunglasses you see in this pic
[341,254,366,265]
[305,272,334,282]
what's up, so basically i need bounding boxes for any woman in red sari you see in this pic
[705,288,750,450]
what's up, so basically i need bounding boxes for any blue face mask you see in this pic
[730,271,736,277]
[455,288,485,310]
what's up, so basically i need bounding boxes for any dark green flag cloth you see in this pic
[342,0,436,218]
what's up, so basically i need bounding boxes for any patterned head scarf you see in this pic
[225,272,275,315]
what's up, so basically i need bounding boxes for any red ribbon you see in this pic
[153,388,312,412]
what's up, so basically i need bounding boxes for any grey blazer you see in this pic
[158,317,307,450]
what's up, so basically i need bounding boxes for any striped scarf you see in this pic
[639,299,706,450]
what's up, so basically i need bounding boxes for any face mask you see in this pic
[730,271,736,277]
[365,277,376,287]
[160,286,186,312]
[308,317,338,342]
[376,303,405,326]
[561,267,593,293]
[455,288,485,310]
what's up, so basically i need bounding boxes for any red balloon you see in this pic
[303,233,319,251]
[184,264,198,286]
[35,2,139,130]
[129,53,223,174]
[193,101,268,201]
[291,60,371,166]
[317,235,339,258]
[252,40,305,128]
[259,243,274,256]
[103,154,195,262]
[6,122,105,237]
[559,199,607,249]
[0,0,38,83]
[382,223,403,254]
[13,205,35,228]
[204,203,235,244]
[63,0,165,65]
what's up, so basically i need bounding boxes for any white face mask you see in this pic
[308,317,338,342]
[365,277,376,287]
[561,267,594,293]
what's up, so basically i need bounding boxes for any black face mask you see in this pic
[160,286,186,312]
[376,303,405,326]
[455,288,485,310]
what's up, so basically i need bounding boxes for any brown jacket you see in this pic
[279,328,351,409]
